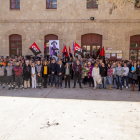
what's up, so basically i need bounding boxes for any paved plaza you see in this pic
[0,83,140,140]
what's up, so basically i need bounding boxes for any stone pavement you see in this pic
[0,83,140,140]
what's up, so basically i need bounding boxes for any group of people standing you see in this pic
[0,55,140,92]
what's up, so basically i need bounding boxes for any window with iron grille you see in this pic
[87,0,98,9]
[46,0,57,9]
[10,0,20,10]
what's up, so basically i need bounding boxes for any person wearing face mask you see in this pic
[13,62,24,90]
[0,61,6,89]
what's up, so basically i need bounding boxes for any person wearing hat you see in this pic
[0,61,6,89]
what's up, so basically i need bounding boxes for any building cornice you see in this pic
[0,19,140,23]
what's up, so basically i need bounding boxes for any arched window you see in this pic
[9,34,22,57]
[130,35,140,60]
[81,33,102,58]
[44,34,58,55]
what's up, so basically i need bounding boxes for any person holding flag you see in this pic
[62,45,69,58]
[69,46,72,57]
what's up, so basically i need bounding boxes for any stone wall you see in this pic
[0,20,140,60]
[0,0,140,20]
[0,0,140,59]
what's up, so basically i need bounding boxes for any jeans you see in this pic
[88,77,94,87]
[7,76,13,87]
[36,75,42,87]
[107,76,112,85]
[57,75,62,87]
[0,76,5,87]
[100,77,106,88]
[51,74,57,86]
[65,75,70,87]
[74,72,81,87]
[116,75,122,89]
[122,76,128,87]
[112,75,116,88]
[44,75,48,87]
[138,76,140,90]
[83,76,88,85]
[15,76,23,88]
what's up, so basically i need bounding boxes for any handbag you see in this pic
[97,75,102,84]
[128,73,133,79]
[132,74,138,80]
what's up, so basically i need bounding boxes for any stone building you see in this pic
[0,0,140,60]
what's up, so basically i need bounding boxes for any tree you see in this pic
[87,0,140,14]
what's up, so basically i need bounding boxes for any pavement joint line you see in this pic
[2,87,54,140]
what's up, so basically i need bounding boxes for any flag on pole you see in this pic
[73,42,75,51]
[74,42,82,56]
[99,46,105,63]
[29,42,41,55]
[62,45,69,57]
[62,43,65,57]
[69,46,72,57]
[44,42,46,49]
[73,42,75,56]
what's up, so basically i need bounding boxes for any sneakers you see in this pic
[126,86,128,89]
[93,87,96,90]
[122,86,124,88]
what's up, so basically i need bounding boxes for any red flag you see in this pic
[44,42,46,49]
[74,42,81,52]
[62,45,69,57]
[69,46,72,55]
[99,46,105,57]
[29,42,41,55]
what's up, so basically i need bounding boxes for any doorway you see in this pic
[81,33,102,58]
[9,34,22,57]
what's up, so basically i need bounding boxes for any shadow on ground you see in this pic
[0,81,140,102]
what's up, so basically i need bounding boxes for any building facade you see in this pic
[0,0,140,60]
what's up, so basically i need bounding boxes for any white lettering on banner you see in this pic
[32,45,39,52]
[75,46,81,51]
